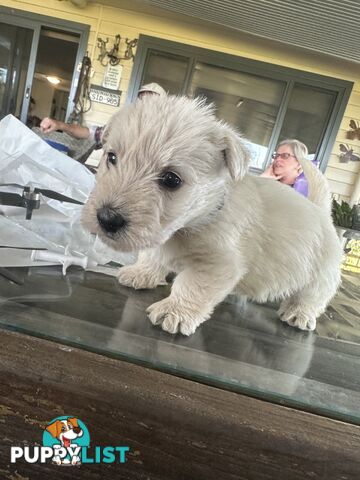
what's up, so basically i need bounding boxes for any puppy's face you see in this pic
[46,418,82,443]
[60,420,81,440]
[82,95,249,252]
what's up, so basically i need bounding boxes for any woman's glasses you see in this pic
[272,153,296,160]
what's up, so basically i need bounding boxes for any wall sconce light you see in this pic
[97,34,138,66]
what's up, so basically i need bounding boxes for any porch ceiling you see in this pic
[137,0,360,64]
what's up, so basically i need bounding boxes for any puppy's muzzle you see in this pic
[97,205,126,234]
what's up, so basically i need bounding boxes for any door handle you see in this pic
[25,86,31,99]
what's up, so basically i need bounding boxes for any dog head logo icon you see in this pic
[43,416,90,465]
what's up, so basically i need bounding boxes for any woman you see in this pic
[261,139,316,198]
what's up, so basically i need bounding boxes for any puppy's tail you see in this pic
[297,158,332,214]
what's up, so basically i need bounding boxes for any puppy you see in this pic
[46,417,83,465]
[82,94,342,335]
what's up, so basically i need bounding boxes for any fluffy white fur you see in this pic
[82,94,343,335]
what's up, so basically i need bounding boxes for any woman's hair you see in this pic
[277,139,308,162]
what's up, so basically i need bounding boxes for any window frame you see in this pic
[128,35,353,173]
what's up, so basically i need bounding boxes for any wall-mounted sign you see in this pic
[102,63,123,90]
[90,85,121,107]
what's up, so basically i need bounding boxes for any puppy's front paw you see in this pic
[278,305,316,331]
[146,297,208,336]
[117,265,166,290]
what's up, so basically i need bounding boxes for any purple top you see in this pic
[293,160,319,198]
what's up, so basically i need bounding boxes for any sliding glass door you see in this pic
[0,18,40,123]
[0,6,89,126]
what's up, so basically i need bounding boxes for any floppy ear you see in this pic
[68,418,79,428]
[46,420,62,438]
[220,124,250,181]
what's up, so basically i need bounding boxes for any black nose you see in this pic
[97,206,126,234]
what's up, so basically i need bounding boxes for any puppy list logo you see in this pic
[11,416,130,466]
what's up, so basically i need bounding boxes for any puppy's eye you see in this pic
[106,152,117,167]
[160,171,182,189]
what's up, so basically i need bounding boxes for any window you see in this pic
[189,62,286,168]
[128,36,352,171]
[278,83,337,155]
[141,50,189,94]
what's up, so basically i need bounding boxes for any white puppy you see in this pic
[82,94,342,335]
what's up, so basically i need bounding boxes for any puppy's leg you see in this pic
[147,262,244,335]
[279,275,340,331]
[278,296,318,331]
[52,445,62,465]
[117,248,168,290]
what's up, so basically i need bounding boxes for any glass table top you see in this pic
[0,265,359,424]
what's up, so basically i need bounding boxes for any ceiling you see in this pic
[94,0,360,64]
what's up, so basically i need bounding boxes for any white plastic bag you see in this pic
[0,115,135,271]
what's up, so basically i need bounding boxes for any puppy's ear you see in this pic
[68,418,79,428]
[46,420,62,438]
[220,124,250,181]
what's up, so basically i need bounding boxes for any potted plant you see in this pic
[332,199,359,246]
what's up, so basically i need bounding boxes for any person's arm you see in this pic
[40,117,90,140]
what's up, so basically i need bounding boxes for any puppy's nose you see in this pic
[73,427,81,434]
[97,206,126,234]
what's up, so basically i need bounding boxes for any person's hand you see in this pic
[260,163,283,180]
[40,117,62,134]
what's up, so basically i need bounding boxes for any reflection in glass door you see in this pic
[0,22,35,122]
[188,62,286,169]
